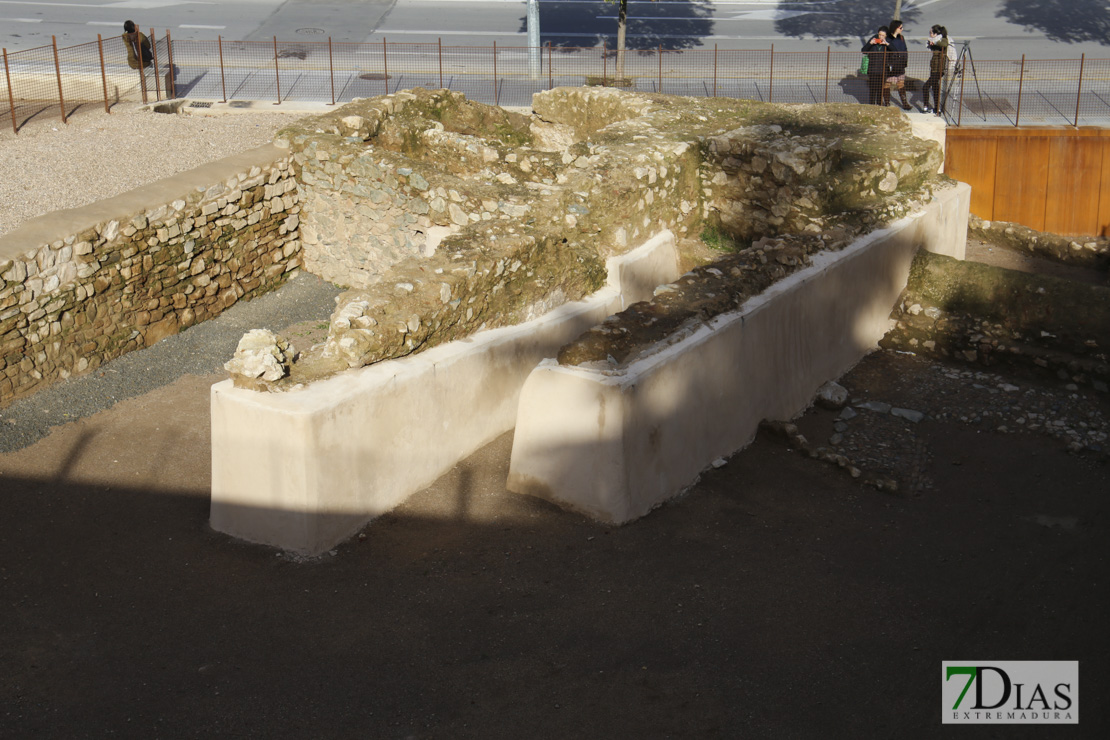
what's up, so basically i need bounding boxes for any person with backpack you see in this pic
[922,25,949,115]
[861,26,889,106]
[122,20,152,70]
[885,19,912,110]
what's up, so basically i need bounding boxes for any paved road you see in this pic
[4,1,1109,58]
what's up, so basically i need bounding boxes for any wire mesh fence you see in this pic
[5,34,1110,133]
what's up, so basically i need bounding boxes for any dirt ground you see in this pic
[1,241,1108,737]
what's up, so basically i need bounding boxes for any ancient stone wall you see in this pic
[0,146,301,406]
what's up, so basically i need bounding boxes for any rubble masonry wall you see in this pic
[0,144,302,406]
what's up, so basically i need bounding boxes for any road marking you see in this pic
[0,16,40,22]
[180,25,226,30]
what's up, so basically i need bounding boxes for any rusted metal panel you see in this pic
[1045,136,1102,235]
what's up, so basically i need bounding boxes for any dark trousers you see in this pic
[922,71,942,111]
[867,72,885,105]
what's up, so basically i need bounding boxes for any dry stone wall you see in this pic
[0,147,301,406]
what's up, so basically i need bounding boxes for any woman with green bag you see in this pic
[861,27,889,106]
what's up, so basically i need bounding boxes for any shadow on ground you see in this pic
[999,0,1110,45]
[528,0,714,51]
[774,0,923,47]
[2,403,1107,736]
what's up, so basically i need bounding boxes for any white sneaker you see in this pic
[922,106,934,113]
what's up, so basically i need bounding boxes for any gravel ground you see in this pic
[0,104,309,237]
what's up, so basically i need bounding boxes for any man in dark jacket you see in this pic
[122,20,152,70]
[886,19,912,110]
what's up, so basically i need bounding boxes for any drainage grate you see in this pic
[189,101,213,108]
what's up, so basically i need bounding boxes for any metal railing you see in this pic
[5,33,1110,133]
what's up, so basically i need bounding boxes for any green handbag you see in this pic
[859,54,870,75]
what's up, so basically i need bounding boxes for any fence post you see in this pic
[548,41,552,90]
[438,38,443,89]
[149,28,161,101]
[328,37,335,104]
[713,44,717,98]
[1015,54,1024,126]
[165,29,176,99]
[603,40,607,86]
[1075,53,1085,127]
[273,36,281,104]
[824,46,830,103]
[51,36,67,124]
[3,48,16,134]
[97,34,110,113]
[493,40,499,105]
[658,43,663,93]
[382,38,388,95]
[768,44,774,103]
[218,36,227,103]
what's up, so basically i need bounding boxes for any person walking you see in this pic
[922,25,949,115]
[122,20,152,70]
[886,19,912,110]
[861,27,889,106]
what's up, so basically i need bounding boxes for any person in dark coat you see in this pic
[861,27,889,106]
[922,25,949,114]
[122,20,152,70]
[886,19,912,109]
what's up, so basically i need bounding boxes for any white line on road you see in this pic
[0,16,40,22]
[180,25,226,30]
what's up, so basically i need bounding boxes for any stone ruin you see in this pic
[224,86,948,389]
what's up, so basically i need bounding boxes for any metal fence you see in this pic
[5,32,1110,133]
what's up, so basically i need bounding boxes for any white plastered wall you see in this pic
[210,231,682,554]
[506,183,970,523]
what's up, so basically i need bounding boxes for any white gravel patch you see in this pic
[0,104,310,238]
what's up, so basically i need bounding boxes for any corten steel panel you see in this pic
[1044,135,1103,235]
[993,135,1050,231]
[1098,137,1110,237]
[945,133,998,220]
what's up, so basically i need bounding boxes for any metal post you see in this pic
[824,46,830,103]
[328,37,335,104]
[1075,53,1085,127]
[768,44,774,103]
[526,0,540,80]
[3,48,17,134]
[51,36,67,123]
[493,40,499,105]
[165,29,176,99]
[97,34,110,113]
[382,38,388,95]
[548,41,553,90]
[658,43,663,93]
[218,36,227,103]
[438,38,443,89]
[957,51,966,126]
[1015,54,1025,126]
[273,36,281,104]
[713,44,717,98]
[149,28,161,101]
[603,40,607,87]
